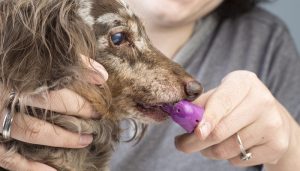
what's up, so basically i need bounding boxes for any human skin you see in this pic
[0,56,108,171]
[125,0,223,58]
[125,0,300,170]
[1,0,300,170]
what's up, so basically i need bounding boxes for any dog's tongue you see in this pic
[161,100,204,133]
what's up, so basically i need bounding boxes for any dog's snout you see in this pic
[185,81,203,101]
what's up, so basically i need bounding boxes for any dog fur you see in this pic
[0,0,203,170]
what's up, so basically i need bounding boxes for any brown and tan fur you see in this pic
[0,0,203,170]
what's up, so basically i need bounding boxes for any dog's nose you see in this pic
[185,81,203,101]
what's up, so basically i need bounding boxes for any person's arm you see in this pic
[175,26,300,170]
[258,25,300,171]
[0,57,108,171]
[264,114,300,171]
[175,71,300,170]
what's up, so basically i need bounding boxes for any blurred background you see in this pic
[262,0,300,52]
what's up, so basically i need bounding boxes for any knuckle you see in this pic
[174,135,200,154]
[206,97,232,127]
[211,145,229,159]
[209,125,226,142]
[227,71,258,90]
[214,94,233,115]
[269,159,280,165]
[273,137,289,153]
[243,133,257,146]
[60,135,77,148]
[228,159,240,167]
[24,116,43,131]
[61,140,72,148]
[238,70,257,79]
[49,126,81,148]
[265,114,283,130]
[227,71,257,82]
[175,140,192,154]
[0,156,14,170]
[178,147,193,154]
[243,71,257,80]
[23,123,43,139]
[260,93,276,107]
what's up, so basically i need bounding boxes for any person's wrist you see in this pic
[264,115,300,171]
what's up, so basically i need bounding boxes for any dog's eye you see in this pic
[111,32,126,46]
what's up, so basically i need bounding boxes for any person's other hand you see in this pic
[175,71,300,169]
[0,56,108,171]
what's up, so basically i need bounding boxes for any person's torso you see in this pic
[110,7,300,171]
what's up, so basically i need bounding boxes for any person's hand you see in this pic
[0,56,108,171]
[175,71,300,170]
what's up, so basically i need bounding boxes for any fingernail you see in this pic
[91,60,108,81]
[199,122,211,139]
[79,134,93,146]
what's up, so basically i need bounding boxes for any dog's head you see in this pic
[79,0,203,122]
[0,0,202,123]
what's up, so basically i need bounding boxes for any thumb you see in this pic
[193,88,215,106]
[192,88,215,140]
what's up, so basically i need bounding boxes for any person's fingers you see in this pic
[22,55,108,119]
[228,144,281,167]
[198,88,276,158]
[175,71,258,153]
[0,145,56,171]
[175,96,257,153]
[173,90,214,153]
[200,120,267,160]
[80,54,108,82]
[175,133,199,154]
[4,111,93,148]
[193,88,215,106]
[193,92,260,149]
[196,71,255,140]
[24,88,100,119]
[228,111,290,167]
[173,89,216,153]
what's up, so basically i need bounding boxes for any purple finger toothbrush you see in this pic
[162,100,204,133]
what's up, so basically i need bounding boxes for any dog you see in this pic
[0,0,203,170]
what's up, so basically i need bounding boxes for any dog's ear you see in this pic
[0,0,111,116]
[1,0,99,89]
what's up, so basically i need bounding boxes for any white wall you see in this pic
[262,0,300,52]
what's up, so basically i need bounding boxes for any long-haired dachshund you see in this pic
[0,0,203,170]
